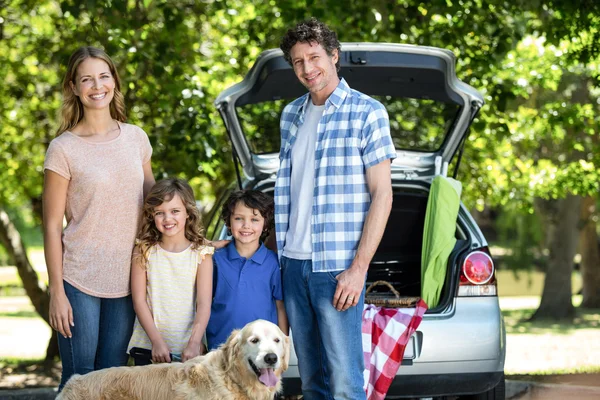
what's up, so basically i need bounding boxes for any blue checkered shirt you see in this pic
[275,79,396,272]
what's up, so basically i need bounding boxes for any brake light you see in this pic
[462,251,494,284]
[458,249,497,296]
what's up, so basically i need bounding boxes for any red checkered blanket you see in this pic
[362,299,428,400]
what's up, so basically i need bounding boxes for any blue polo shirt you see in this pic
[206,242,283,350]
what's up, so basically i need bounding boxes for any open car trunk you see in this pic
[359,184,469,312]
[247,181,470,313]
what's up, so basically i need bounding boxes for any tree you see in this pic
[580,196,600,308]
[2,2,600,364]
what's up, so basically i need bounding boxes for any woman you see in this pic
[43,46,155,390]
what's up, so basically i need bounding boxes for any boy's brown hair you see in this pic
[221,190,274,241]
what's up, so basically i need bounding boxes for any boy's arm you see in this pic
[275,300,289,335]
[131,247,172,363]
[182,254,213,362]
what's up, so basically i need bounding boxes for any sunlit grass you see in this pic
[502,306,600,335]
[0,310,39,318]
[496,269,582,297]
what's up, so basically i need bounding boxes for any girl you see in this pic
[128,178,213,364]
[43,46,154,390]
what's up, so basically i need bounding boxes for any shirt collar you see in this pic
[297,78,351,118]
[225,241,268,265]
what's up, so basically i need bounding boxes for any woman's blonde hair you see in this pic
[136,178,207,269]
[56,46,127,135]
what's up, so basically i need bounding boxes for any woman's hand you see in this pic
[151,339,172,363]
[49,290,73,338]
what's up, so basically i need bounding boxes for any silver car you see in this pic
[207,43,505,399]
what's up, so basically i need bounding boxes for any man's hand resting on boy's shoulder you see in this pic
[209,239,230,250]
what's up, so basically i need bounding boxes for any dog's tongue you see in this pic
[258,368,279,387]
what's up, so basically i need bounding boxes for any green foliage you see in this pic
[1,0,599,226]
[496,208,545,271]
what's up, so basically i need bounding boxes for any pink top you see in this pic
[44,122,152,298]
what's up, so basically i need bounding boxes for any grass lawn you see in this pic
[495,269,600,374]
[496,269,582,297]
[1,251,598,379]
[500,295,600,375]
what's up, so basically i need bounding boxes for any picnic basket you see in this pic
[364,280,420,307]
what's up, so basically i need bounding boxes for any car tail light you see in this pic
[458,248,497,297]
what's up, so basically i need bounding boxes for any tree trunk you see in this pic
[579,195,600,308]
[531,195,582,320]
[44,331,60,365]
[0,208,58,361]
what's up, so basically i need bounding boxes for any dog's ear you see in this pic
[223,329,242,370]
[280,334,290,373]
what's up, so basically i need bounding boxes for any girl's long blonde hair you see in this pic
[136,178,207,270]
[56,46,127,135]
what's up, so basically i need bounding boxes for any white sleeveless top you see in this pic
[128,244,213,354]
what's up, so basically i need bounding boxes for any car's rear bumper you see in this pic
[282,371,504,397]
[281,298,505,397]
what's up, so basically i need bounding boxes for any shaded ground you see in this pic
[2,358,600,397]
[0,361,60,389]
[508,379,600,400]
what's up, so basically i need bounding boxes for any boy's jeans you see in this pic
[57,281,135,391]
[281,256,366,400]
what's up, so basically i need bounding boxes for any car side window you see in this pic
[206,189,233,240]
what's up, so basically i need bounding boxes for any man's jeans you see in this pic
[57,281,135,391]
[281,256,366,400]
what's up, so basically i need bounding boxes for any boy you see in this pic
[206,190,288,350]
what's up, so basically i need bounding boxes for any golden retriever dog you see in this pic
[56,319,290,400]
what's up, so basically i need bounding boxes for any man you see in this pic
[275,18,396,399]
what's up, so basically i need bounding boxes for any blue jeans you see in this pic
[281,256,366,400]
[57,281,135,391]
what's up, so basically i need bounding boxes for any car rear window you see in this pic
[235,96,461,155]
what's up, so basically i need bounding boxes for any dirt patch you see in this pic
[509,373,600,387]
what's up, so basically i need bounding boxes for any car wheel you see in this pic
[460,373,505,400]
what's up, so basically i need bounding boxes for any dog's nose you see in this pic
[264,353,278,365]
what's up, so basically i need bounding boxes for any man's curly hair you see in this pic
[280,17,341,72]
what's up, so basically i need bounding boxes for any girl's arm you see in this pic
[182,254,213,362]
[276,300,289,336]
[42,171,72,339]
[131,248,171,363]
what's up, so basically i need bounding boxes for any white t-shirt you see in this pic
[283,101,325,260]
